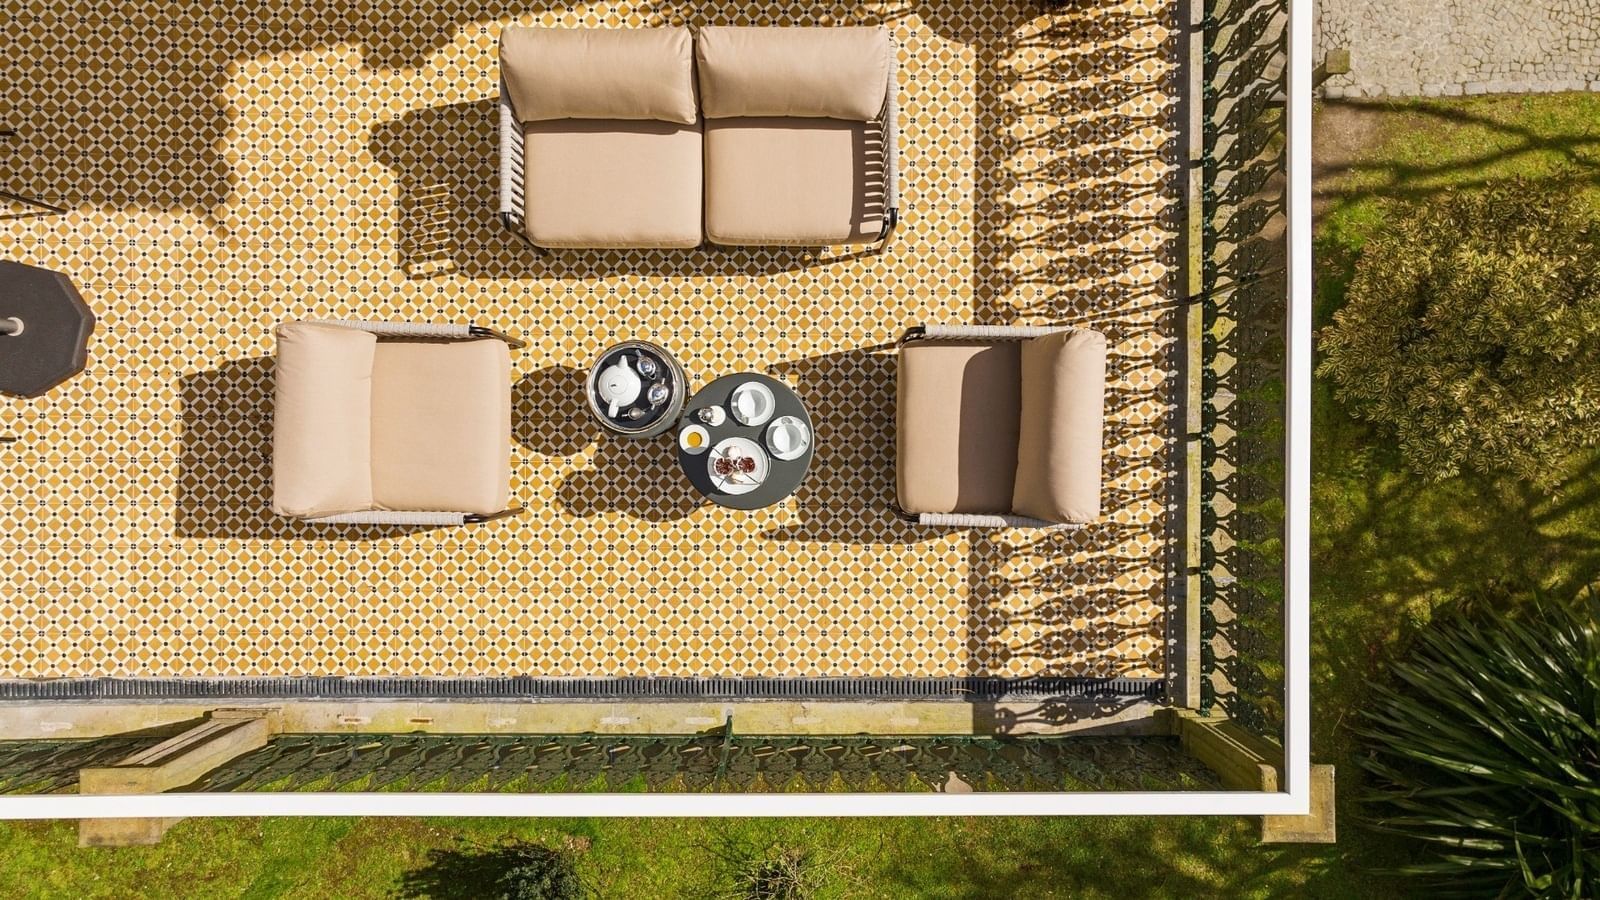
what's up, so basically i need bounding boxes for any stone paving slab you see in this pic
[1316,0,1600,98]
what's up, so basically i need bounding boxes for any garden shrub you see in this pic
[730,845,822,900]
[493,842,585,900]
[1357,589,1600,897]
[1318,179,1600,482]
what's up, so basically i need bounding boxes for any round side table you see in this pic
[583,340,686,439]
[677,372,815,510]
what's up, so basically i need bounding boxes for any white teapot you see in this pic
[596,353,643,417]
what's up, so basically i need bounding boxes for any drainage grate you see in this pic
[0,676,1165,703]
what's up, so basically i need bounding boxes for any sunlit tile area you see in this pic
[1,0,1180,680]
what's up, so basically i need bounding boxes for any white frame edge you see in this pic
[0,0,1312,821]
[0,791,1309,819]
[1283,0,1313,814]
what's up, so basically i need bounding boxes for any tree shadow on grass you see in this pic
[1316,98,1600,230]
[399,838,588,900]
[879,816,1358,900]
[398,843,521,900]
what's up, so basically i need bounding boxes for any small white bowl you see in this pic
[679,423,711,455]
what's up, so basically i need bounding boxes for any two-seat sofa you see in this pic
[497,25,899,250]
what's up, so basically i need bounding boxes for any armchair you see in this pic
[271,320,524,526]
[895,324,1107,528]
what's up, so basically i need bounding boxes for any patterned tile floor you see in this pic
[1,0,1180,680]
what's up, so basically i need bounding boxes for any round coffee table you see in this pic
[677,373,814,510]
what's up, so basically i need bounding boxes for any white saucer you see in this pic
[765,415,810,461]
[729,381,776,426]
[707,437,770,495]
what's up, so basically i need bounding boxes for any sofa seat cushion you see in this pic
[272,322,377,518]
[704,118,885,246]
[370,339,511,515]
[696,26,890,121]
[523,120,703,249]
[896,340,1022,516]
[1012,329,1107,524]
[500,26,698,125]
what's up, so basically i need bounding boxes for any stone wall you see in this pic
[1316,0,1600,98]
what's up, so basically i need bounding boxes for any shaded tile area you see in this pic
[1,0,1180,679]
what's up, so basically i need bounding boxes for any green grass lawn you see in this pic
[1307,92,1600,900]
[7,93,1600,899]
[1312,92,1600,755]
[0,815,1352,899]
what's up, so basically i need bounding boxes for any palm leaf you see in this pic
[1356,589,1599,898]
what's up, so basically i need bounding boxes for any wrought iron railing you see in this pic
[1197,0,1290,742]
[0,735,167,794]
[182,731,1220,794]
[0,732,1220,795]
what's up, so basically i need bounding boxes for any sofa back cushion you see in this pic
[271,322,377,518]
[500,26,698,125]
[696,26,890,121]
[1011,329,1107,524]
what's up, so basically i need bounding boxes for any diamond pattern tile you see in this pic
[1,0,1179,680]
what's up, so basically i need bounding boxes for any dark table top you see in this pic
[0,260,94,398]
[677,372,814,510]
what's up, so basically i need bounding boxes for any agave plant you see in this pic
[1357,592,1600,897]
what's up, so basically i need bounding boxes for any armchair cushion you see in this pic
[370,339,511,515]
[500,26,698,125]
[896,340,1021,515]
[271,322,377,518]
[696,26,890,121]
[1012,329,1107,524]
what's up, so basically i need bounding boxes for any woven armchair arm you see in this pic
[916,512,1074,529]
[498,77,525,223]
[921,324,1069,340]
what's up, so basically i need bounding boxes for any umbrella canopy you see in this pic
[0,260,95,398]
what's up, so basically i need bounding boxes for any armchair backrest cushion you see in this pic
[271,322,377,518]
[696,26,890,121]
[1012,329,1107,524]
[500,26,698,125]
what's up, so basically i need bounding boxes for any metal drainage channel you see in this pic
[0,676,1165,703]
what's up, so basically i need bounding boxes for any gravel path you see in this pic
[1317,0,1600,98]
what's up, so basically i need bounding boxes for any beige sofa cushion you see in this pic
[897,340,1022,515]
[272,322,377,518]
[522,120,703,249]
[696,26,890,121]
[499,26,697,125]
[1012,330,1107,524]
[370,340,511,515]
[704,118,884,246]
